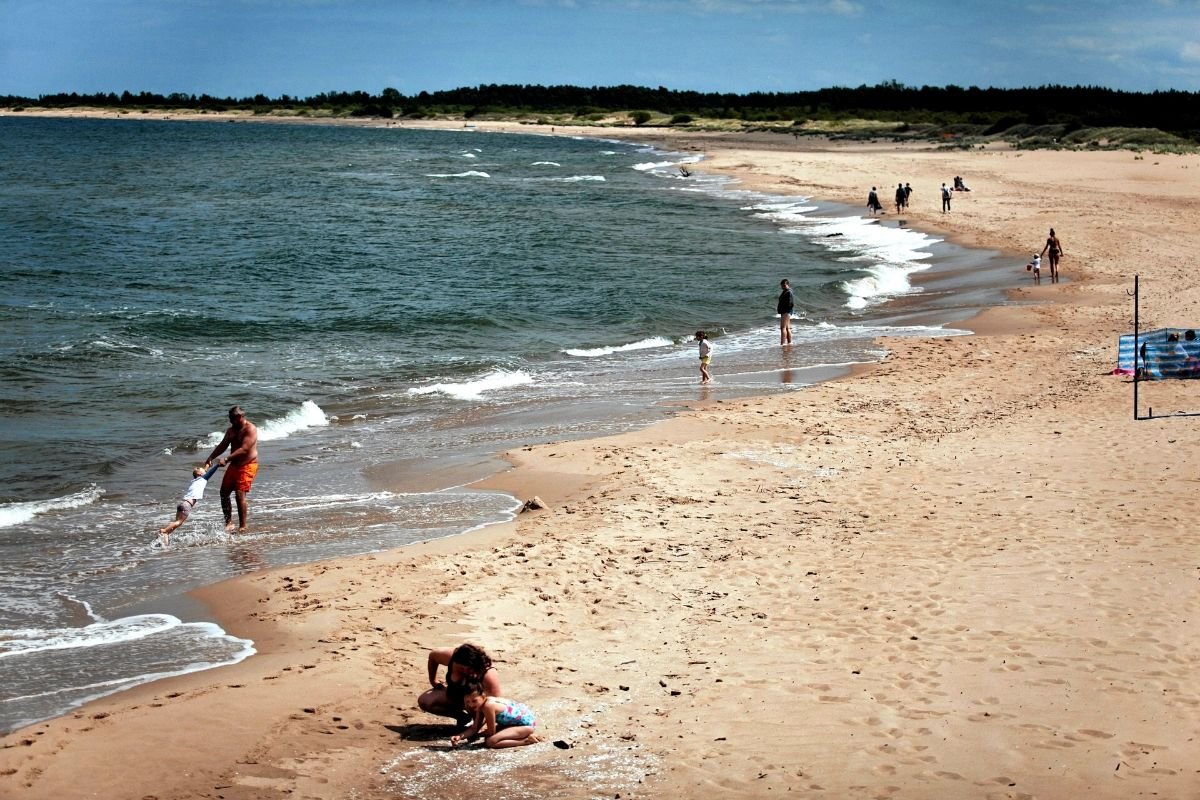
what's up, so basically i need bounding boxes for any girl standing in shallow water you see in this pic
[696,330,712,384]
[449,681,542,749]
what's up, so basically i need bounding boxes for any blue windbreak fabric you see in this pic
[1118,328,1200,378]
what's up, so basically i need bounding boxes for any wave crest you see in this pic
[408,370,533,401]
[0,486,104,529]
[564,337,673,357]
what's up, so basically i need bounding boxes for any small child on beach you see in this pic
[449,681,542,749]
[157,462,222,545]
[696,330,712,384]
[1027,253,1041,284]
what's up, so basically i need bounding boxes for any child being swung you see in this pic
[158,462,222,544]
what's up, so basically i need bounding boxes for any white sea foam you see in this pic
[257,400,329,442]
[747,200,939,309]
[523,174,607,184]
[426,170,490,178]
[0,617,256,731]
[0,486,104,529]
[408,370,533,401]
[631,159,683,172]
[461,152,477,159]
[0,614,179,658]
[201,401,327,447]
[564,337,673,357]
[531,161,561,167]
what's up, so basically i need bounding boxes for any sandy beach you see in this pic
[3,113,1200,799]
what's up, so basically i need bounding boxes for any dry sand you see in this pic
[3,113,1200,799]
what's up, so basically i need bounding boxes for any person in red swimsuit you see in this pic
[205,405,259,532]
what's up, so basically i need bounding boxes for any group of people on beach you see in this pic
[868,182,915,216]
[862,178,1066,285]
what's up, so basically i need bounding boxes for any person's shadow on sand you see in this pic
[386,722,455,741]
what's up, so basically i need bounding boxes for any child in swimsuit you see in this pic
[696,330,712,384]
[449,681,542,749]
[158,462,222,544]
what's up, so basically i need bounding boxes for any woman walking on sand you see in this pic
[1040,228,1064,283]
[866,187,883,216]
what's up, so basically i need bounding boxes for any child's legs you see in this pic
[161,503,190,534]
[485,725,539,748]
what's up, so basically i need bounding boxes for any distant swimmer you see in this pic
[157,462,222,545]
[204,405,259,532]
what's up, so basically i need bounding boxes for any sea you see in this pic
[0,115,1013,734]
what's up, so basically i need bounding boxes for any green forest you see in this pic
[5,82,1198,149]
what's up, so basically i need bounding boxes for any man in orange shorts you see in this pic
[205,405,260,532]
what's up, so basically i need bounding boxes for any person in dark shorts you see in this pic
[777,279,795,345]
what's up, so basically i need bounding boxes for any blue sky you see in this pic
[4,0,1199,99]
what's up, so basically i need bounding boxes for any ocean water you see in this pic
[0,116,1010,733]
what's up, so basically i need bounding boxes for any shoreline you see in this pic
[4,114,1200,799]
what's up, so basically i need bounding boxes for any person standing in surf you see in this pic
[777,279,794,346]
[204,405,259,532]
[696,330,713,384]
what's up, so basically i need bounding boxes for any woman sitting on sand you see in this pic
[418,643,502,726]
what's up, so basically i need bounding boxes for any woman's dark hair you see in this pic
[449,643,492,676]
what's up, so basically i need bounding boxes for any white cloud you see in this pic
[1182,41,1200,61]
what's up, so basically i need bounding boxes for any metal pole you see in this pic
[1132,274,1140,420]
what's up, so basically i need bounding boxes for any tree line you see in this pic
[4,82,1198,139]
